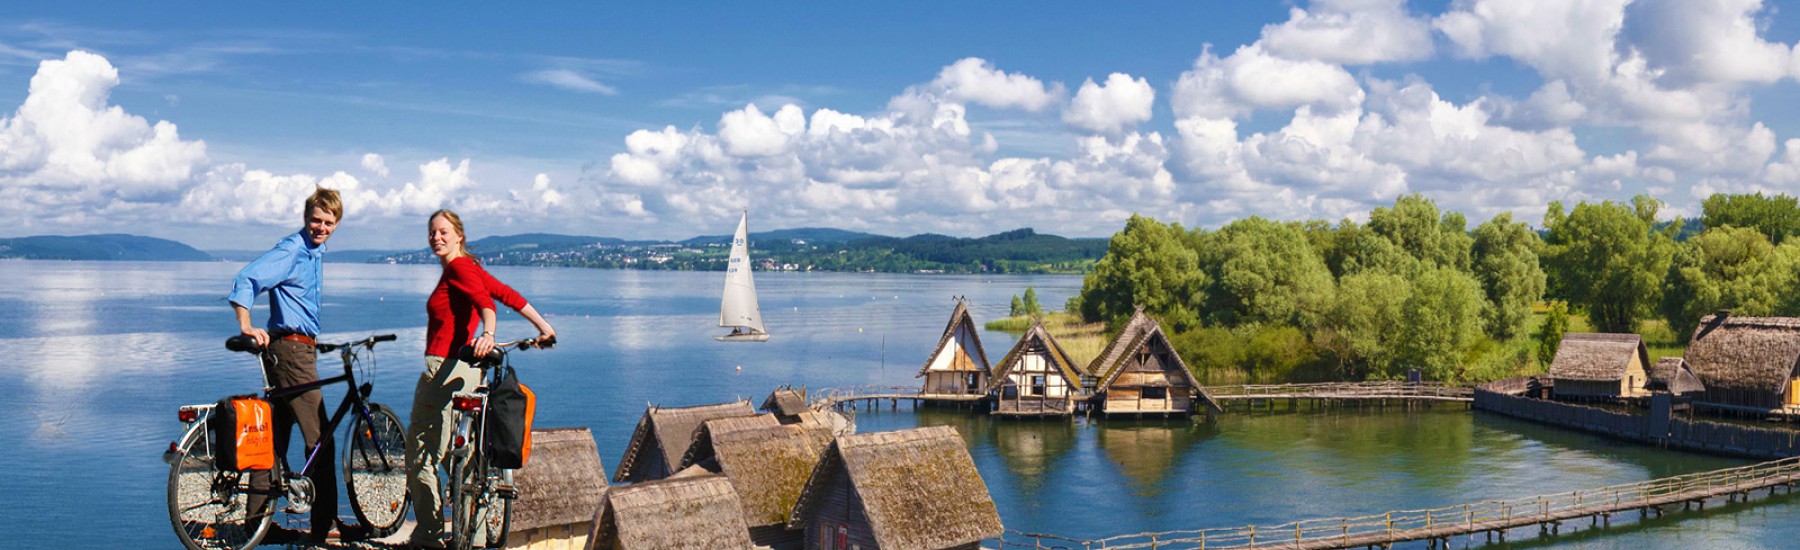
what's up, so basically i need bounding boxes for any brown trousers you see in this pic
[246,338,338,536]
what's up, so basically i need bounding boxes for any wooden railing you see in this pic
[990,456,1800,549]
[1206,382,1473,401]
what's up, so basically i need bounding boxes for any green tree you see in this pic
[1470,213,1547,340]
[1366,194,1472,270]
[1022,287,1041,316]
[1659,226,1800,341]
[1318,271,1411,379]
[1395,266,1486,381]
[1076,215,1207,330]
[1010,295,1025,317]
[1700,192,1800,244]
[1543,196,1674,333]
[1197,217,1335,329]
[1536,301,1570,369]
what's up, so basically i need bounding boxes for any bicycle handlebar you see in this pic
[458,335,557,364]
[224,333,400,354]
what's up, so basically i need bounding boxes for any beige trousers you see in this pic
[405,355,479,547]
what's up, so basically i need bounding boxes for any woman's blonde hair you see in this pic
[428,209,478,264]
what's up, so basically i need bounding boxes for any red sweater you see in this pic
[426,257,528,358]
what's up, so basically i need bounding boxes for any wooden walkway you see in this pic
[811,385,984,411]
[991,455,1800,549]
[1207,382,1473,403]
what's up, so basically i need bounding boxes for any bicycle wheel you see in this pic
[167,422,277,550]
[448,445,511,547]
[342,402,410,537]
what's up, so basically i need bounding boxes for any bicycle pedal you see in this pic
[496,485,518,500]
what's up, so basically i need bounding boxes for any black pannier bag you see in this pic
[484,366,536,469]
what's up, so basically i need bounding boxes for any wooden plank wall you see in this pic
[1475,388,1800,460]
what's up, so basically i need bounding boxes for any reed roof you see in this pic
[788,426,1002,548]
[587,474,754,550]
[760,387,809,417]
[986,321,1084,392]
[512,427,609,532]
[1684,315,1800,394]
[708,424,825,527]
[614,400,757,483]
[678,413,782,472]
[916,298,993,377]
[1546,332,1649,382]
[1648,356,1706,395]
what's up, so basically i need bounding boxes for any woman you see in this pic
[406,209,555,549]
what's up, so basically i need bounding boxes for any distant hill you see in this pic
[469,233,638,251]
[0,234,211,261]
[679,227,882,247]
[208,248,410,263]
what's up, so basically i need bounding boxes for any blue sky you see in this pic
[2,1,1800,249]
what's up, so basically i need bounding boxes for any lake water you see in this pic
[1,261,1795,549]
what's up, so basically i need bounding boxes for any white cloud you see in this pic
[718,103,805,157]
[360,152,389,178]
[0,50,207,199]
[1260,0,1435,64]
[520,69,619,95]
[1172,44,1364,120]
[930,57,1061,112]
[1624,0,1792,85]
[1063,73,1155,134]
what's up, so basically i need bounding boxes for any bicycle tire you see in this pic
[447,447,485,550]
[342,402,410,537]
[167,422,277,550]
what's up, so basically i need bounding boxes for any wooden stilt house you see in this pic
[986,321,1084,417]
[681,422,829,548]
[1684,314,1800,409]
[613,400,757,483]
[786,426,1003,550]
[917,298,993,398]
[508,427,610,549]
[1648,357,1706,396]
[584,474,755,550]
[1085,309,1219,416]
[761,386,810,422]
[1546,333,1652,399]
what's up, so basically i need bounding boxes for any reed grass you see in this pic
[984,311,1108,368]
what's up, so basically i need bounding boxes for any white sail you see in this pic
[718,211,766,335]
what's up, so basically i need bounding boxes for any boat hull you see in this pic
[714,332,771,342]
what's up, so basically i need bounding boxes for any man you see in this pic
[228,187,350,544]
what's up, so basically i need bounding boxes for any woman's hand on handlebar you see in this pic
[471,331,496,359]
[534,328,556,349]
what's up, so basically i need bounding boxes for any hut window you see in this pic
[1143,387,1167,400]
[1030,375,1046,396]
[836,524,848,550]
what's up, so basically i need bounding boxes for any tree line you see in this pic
[1069,192,1800,384]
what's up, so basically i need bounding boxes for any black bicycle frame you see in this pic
[262,349,393,481]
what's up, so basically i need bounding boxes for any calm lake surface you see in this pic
[1,261,1795,549]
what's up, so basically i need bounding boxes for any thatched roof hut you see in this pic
[512,427,609,531]
[1648,356,1706,395]
[987,321,1084,415]
[1684,314,1800,408]
[761,386,810,420]
[1546,333,1651,398]
[788,426,1002,550]
[917,298,994,396]
[1086,309,1219,414]
[585,474,754,550]
[614,400,757,483]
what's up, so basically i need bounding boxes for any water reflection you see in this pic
[1096,418,1213,495]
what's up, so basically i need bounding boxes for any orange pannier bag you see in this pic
[210,396,275,471]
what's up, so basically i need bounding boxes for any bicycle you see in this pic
[164,334,411,550]
[446,335,555,550]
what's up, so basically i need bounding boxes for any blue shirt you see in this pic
[228,231,324,336]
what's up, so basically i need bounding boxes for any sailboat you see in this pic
[715,210,770,342]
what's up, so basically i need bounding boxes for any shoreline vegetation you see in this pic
[1031,192,1798,386]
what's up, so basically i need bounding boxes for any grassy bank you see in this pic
[983,312,1108,368]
